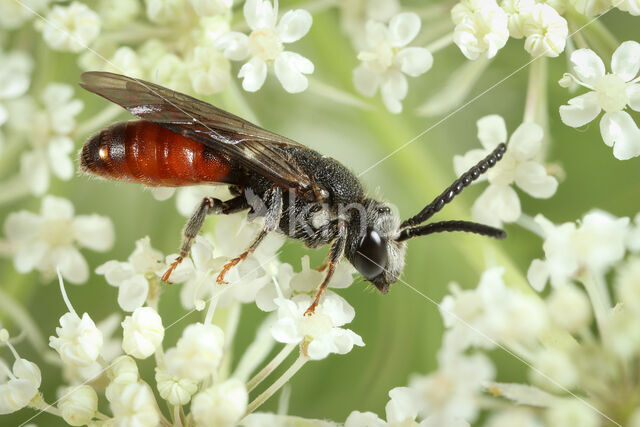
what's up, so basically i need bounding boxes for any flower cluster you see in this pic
[2,0,640,426]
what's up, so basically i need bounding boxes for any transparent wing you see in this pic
[80,71,315,192]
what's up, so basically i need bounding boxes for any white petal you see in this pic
[150,187,175,201]
[95,260,135,286]
[611,40,640,82]
[271,318,300,344]
[508,122,543,160]
[628,83,640,112]
[395,47,433,77]
[559,92,600,127]
[353,63,380,97]
[214,32,250,61]
[364,21,389,47]
[453,149,490,181]
[274,52,314,93]
[388,12,421,47]
[276,10,312,43]
[14,242,47,274]
[4,211,40,242]
[570,48,605,86]
[380,70,408,114]
[514,161,558,198]
[118,275,149,312]
[20,151,49,196]
[472,184,521,227]
[47,137,74,180]
[73,215,115,252]
[244,0,276,31]
[600,111,640,160]
[477,115,507,149]
[238,57,267,92]
[54,247,89,285]
[527,259,549,292]
[41,195,75,220]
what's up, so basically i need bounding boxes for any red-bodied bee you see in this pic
[79,72,507,315]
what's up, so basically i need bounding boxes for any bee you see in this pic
[79,72,507,315]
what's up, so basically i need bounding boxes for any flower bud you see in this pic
[155,368,198,405]
[50,312,103,368]
[191,379,248,427]
[164,323,224,381]
[121,307,164,359]
[59,385,98,426]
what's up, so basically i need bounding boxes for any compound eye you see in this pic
[353,229,388,280]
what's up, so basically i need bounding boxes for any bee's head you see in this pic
[345,199,406,293]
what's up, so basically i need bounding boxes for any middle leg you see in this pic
[216,187,283,284]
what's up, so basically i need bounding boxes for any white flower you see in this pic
[486,408,542,427]
[58,385,98,426]
[188,46,231,95]
[145,0,186,23]
[615,0,640,15]
[352,12,433,113]
[409,347,495,424]
[96,236,164,311]
[546,399,600,427]
[97,0,140,29]
[616,257,640,312]
[50,312,104,368]
[339,0,400,49]
[215,0,314,93]
[108,355,140,386]
[108,381,159,427]
[155,368,198,405]
[256,255,353,312]
[190,0,233,16]
[107,46,144,79]
[522,3,568,57]
[452,0,509,60]
[16,83,83,195]
[0,358,41,415]
[546,283,592,332]
[191,379,248,427]
[271,292,364,360]
[40,2,101,53]
[121,307,164,359]
[0,331,41,415]
[0,50,33,100]
[0,0,47,29]
[4,196,114,284]
[441,268,547,350]
[164,322,224,381]
[559,41,640,160]
[454,115,558,227]
[501,0,535,39]
[568,0,609,16]
[527,210,629,291]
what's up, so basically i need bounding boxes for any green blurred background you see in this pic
[1,2,640,425]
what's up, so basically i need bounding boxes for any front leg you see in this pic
[305,221,347,316]
[216,187,283,284]
[162,195,248,283]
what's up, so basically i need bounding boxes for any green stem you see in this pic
[425,32,454,54]
[246,343,296,392]
[245,353,308,415]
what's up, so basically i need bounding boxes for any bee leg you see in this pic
[305,222,347,316]
[217,187,283,284]
[162,196,247,283]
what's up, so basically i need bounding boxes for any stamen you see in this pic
[57,266,79,319]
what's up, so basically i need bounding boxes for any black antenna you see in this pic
[400,143,506,229]
[396,220,506,242]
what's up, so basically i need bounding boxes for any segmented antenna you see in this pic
[397,220,506,242]
[400,143,507,228]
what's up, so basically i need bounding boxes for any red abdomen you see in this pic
[80,120,237,186]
